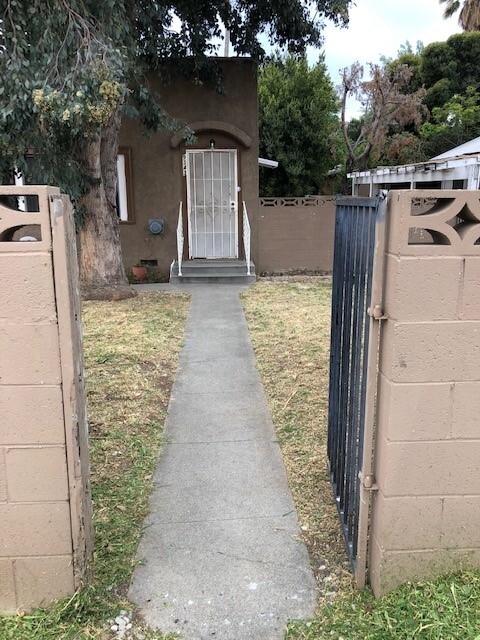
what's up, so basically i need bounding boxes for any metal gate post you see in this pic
[328,192,388,588]
[355,192,388,587]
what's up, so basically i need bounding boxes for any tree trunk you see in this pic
[78,110,135,300]
[101,105,123,229]
[339,156,355,195]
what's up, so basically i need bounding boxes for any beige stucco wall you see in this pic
[258,196,335,273]
[119,59,259,277]
[0,187,91,613]
[369,190,480,595]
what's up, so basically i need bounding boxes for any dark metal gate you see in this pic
[327,194,386,586]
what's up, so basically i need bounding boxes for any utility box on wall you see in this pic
[0,186,92,613]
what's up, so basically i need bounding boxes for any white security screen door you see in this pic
[185,149,238,258]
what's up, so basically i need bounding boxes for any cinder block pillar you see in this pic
[0,187,92,613]
[369,190,480,595]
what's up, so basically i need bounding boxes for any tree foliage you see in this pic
[0,2,130,188]
[258,54,340,197]
[421,32,480,110]
[440,0,480,31]
[421,85,480,155]
[405,32,480,157]
[342,31,480,176]
[339,62,426,176]
[392,32,480,160]
[1,0,353,298]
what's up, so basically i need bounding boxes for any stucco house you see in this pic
[118,58,259,282]
[11,58,334,281]
[348,136,480,196]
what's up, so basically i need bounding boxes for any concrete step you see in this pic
[170,259,256,285]
[171,259,255,274]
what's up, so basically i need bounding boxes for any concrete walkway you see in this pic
[129,284,316,640]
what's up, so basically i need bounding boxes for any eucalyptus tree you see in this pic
[440,0,480,31]
[0,0,352,299]
[1,1,138,299]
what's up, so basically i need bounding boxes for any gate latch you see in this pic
[360,473,378,492]
[367,305,387,321]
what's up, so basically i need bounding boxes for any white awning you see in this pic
[258,157,278,169]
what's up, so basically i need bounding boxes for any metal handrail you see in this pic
[177,202,183,276]
[242,201,251,275]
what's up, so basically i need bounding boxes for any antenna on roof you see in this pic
[223,0,231,56]
[224,27,230,57]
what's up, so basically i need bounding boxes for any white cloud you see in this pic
[315,0,462,117]
[324,0,460,79]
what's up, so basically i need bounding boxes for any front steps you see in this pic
[170,259,256,284]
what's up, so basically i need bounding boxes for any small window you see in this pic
[11,170,39,212]
[14,171,27,212]
[117,147,134,223]
[416,180,442,190]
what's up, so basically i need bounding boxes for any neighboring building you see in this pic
[118,58,259,280]
[348,137,480,196]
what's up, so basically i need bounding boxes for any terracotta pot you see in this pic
[132,265,148,282]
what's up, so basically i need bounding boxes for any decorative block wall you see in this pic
[369,190,480,595]
[0,186,92,613]
[258,196,335,273]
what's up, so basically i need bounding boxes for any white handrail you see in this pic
[177,202,183,277]
[242,201,251,276]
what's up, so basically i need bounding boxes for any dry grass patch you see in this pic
[243,281,480,640]
[83,291,190,593]
[0,291,189,640]
[242,281,352,603]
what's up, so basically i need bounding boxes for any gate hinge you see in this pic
[182,154,187,176]
[360,473,379,492]
[367,305,387,321]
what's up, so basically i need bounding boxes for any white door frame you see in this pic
[185,149,239,259]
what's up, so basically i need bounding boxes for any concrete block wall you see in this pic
[369,190,480,595]
[258,196,335,273]
[0,187,91,613]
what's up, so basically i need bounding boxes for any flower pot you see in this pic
[132,265,148,282]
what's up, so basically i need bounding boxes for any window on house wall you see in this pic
[12,162,39,212]
[14,171,27,211]
[416,180,442,190]
[387,182,411,190]
[7,150,134,220]
[117,147,134,223]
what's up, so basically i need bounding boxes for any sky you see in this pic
[320,0,461,89]
[173,0,463,117]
